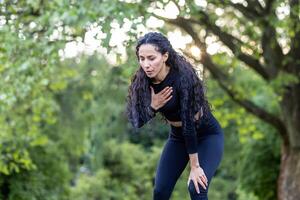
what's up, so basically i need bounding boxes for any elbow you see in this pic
[133,122,144,129]
[136,123,144,129]
[129,119,143,129]
[134,119,147,129]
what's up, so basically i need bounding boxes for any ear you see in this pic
[163,52,169,62]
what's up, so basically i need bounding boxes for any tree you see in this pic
[0,1,103,198]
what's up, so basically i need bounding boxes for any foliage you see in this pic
[238,129,281,200]
[70,139,159,200]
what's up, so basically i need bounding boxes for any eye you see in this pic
[149,57,155,61]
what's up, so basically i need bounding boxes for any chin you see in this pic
[146,73,156,78]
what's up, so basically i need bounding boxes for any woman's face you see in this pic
[138,44,168,78]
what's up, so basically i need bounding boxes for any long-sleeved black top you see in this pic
[141,67,201,154]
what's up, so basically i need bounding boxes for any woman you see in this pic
[126,32,224,200]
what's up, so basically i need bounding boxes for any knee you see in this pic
[153,185,172,200]
[188,181,208,198]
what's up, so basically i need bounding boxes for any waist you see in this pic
[169,113,223,138]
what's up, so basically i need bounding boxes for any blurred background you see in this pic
[1,0,299,199]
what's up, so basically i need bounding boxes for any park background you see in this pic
[0,0,299,200]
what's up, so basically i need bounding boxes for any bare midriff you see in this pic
[167,110,202,127]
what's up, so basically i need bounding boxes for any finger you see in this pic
[162,89,173,98]
[192,179,200,194]
[159,86,169,94]
[199,168,208,185]
[201,171,208,185]
[159,86,171,95]
[162,95,173,103]
[203,174,208,185]
[200,175,208,186]
[197,177,207,190]
[187,178,191,186]
[199,180,207,190]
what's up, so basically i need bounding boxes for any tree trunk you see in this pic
[278,144,300,200]
[278,83,300,200]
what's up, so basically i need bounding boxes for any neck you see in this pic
[153,65,170,84]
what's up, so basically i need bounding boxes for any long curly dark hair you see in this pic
[126,32,211,128]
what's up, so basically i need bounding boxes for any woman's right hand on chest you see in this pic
[150,86,173,110]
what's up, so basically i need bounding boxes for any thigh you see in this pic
[187,133,224,199]
[154,138,189,190]
[197,132,224,182]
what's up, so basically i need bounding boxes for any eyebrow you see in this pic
[139,55,155,58]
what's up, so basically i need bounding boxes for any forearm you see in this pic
[134,105,156,128]
[189,153,200,169]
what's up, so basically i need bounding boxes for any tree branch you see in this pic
[167,16,272,80]
[265,0,275,13]
[261,25,284,77]
[287,0,300,76]
[223,0,274,18]
[190,7,285,80]
[251,0,265,11]
[220,0,284,78]
[228,1,262,19]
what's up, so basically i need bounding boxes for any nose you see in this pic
[143,60,151,69]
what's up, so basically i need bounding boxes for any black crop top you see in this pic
[142,67,200,154]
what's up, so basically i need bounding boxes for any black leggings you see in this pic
[153,130,224,200]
